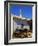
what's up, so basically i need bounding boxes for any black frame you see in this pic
[4,1,37,45]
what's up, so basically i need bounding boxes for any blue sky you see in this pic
[10,5,32,19]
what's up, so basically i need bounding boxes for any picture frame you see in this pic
[4,1,37,45]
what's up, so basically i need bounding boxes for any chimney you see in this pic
[20,9,22,18]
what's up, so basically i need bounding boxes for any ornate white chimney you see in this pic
[20,9,22,18]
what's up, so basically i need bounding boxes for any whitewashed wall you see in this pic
[23,26,30,30]
[13,21,21,31]
[13,21,17,32]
